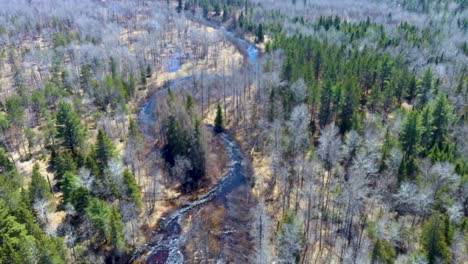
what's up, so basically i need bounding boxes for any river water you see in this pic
[132,24,258,264]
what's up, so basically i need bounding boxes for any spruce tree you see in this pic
[109,207,126,258]
[418,67,433,108]
[214,103,224,133]
[420,214,452,264]
[431,94,452,147]
[61,172,79,206]
[56,102,86,154]
[399,111,421,159]
[337,82,359,134]
[318,80,332,128]
[177,0,183,13]
[0,200,36,263]
[93,129,116,173]
[123,169,142,209]
[29,163,52,204]
[256,24,264,43]
[371,239,396,264]
[420,105,433,152]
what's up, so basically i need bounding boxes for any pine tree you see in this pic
[318,80,332,128]
[420,214,452,264]
[110,57,117,80]
[337,82,359,134]
[371,239,396,264]
[93,129,116,173]
[256,24,264,43]
[420,105,433,152]
[214,103,224,133]
[222,5,229,21]
[29,163,52,205]
[188,118,207,189]
[56,102,86,154]
[418,67,433,108]
[177,0,183,13]
[0,200,36,264]
[53,150,76,184]
[123,169,142,209]
[70,187,90,214]
[399,111,421,159]
[431,94,452,147]
[61,172,79,206]
[108,207,126,258]
[146,65,152,78]
[85,198,111,245]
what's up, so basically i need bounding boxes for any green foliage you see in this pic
[51,150,77,184]
[29,163,52,204]
[31,90,46,124]
[371,239,396,264]
[418,68,433,108]
[123,169,142,209]
[5,95,25,127]
[214,103,224,133]
[430,94,453,147]
[318,80,333,128]
[70,186,90,214]
[162,101,207,192]
[177,0,183,13]
[61,171,79,206]
[399,111,421,159]
[337,82,359,134]
[85,198,111,245]
[93,129,116,174]
[420,213,452,264]
[256,24,264,43]
[0,200,36,264]
[419,105,433,152]
[108,207,126,256]
[56,102,86,154]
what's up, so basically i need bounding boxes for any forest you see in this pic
[0,0,466,263]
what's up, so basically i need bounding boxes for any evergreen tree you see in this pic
[177,0,183,13]
[0,147,17,180]
[420,214,452,264]
[146,65,152,78]
[214,103,224,133]
[29,163,52,205]
[108,207,126,258]
[93,129,116,173]
[399,111,421,159]
[61,171,79,206]
[188,118,207,190]
[431,94,452,147]
[85,198,111,245]
[0,200,36,264]
[140,70,146,86]
[52,150,76,185]
[420,105,433,152]
[56,102,86,154]
[123,169,142,209]
[418,68,433,108]
[110,57,117,80]
[318,80,332,128]
[256,24,264,43]
[337,82,359,134]
[70,187,90,214]
[222,5,229,21]
[371,239,396,264]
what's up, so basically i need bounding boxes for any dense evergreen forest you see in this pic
[0,0,466,263]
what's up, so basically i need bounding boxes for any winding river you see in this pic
[132,23,258,264]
